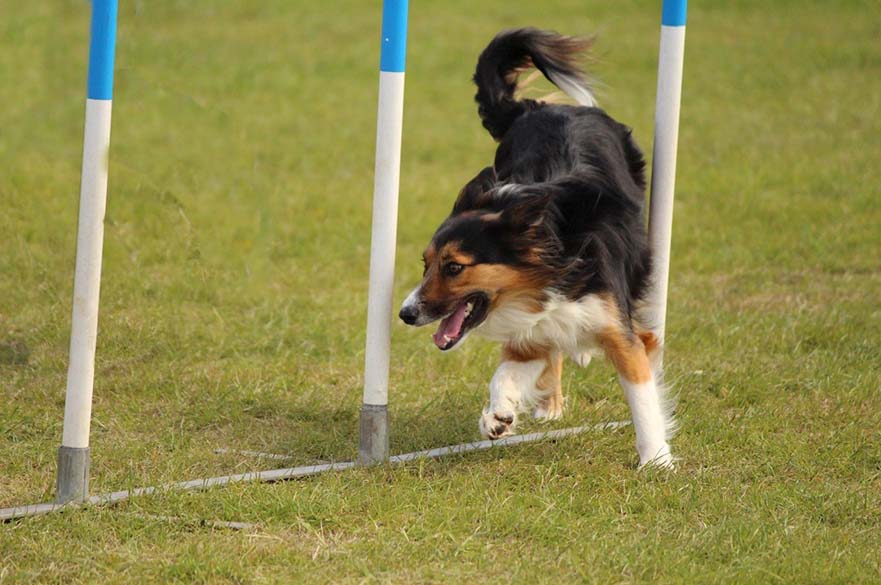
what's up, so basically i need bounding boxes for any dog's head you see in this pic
[399,180,556,350]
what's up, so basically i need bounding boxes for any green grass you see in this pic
[2,0,880,582]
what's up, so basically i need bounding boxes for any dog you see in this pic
[398,28,675,468]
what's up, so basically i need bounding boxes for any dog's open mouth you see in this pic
[432,294,489,351]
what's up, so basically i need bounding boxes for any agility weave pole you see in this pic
[1,422,629,522]
[646,0,687,355]
[359,0,409,465]
[56,0,118,505]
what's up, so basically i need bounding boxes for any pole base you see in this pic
[358,404,389,465]
[56,446,90,504]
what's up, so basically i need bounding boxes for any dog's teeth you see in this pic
[443,335,451,343]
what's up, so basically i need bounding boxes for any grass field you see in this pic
[2,0,880,582]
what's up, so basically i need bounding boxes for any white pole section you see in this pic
[57,0,118,504]
[647,0,687,351]
[359,0,409,465]
[362,73,405,407]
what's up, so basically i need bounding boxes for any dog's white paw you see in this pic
[637,443,675,470]
[479,408,517,440]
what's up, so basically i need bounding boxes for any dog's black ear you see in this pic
[495,189,561,263]
[498,189,554,230]
[452,167,497,214]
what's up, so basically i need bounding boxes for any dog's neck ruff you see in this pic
[477,290,610,356]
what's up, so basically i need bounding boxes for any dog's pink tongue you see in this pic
[432,303,468,348]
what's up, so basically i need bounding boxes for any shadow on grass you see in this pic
[223,391,485,467]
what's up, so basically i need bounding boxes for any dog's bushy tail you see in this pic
[474,28,596,140]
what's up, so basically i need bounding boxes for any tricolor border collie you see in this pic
[399,28,675,468]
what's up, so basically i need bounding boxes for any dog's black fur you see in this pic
[432,28,652,327]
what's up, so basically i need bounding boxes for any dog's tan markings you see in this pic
[422,243,437,269]
[594,294,652,384]
[461,265,545,296]
[419,241,476,307]
[636,329,661,363]
[455,264,518,292]
[439,242,475,267]
[419,262,446,305]
[501,343,547,362]
[598,324,652,384]
[535,350,564,416]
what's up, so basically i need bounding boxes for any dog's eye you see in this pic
[444,262,464,277]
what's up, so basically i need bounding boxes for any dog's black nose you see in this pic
[399,306,419,325]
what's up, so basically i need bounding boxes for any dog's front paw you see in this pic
[479,408,516,440]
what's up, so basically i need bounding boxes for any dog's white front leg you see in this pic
[479,359,544,439]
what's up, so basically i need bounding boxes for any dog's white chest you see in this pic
[477,291,610,360]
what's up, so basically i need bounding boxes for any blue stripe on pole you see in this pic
[379,0,408,72]
[87,0,118,100]
[661,0,687,26]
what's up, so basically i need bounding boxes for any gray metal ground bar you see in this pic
[1,421,629,522]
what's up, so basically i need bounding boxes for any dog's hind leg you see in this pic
[533,350,564,421]
[599,325,674,468]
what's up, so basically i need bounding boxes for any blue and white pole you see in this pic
[360,0,409,465]
[647,0,687,359]
[57,0,118,504]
